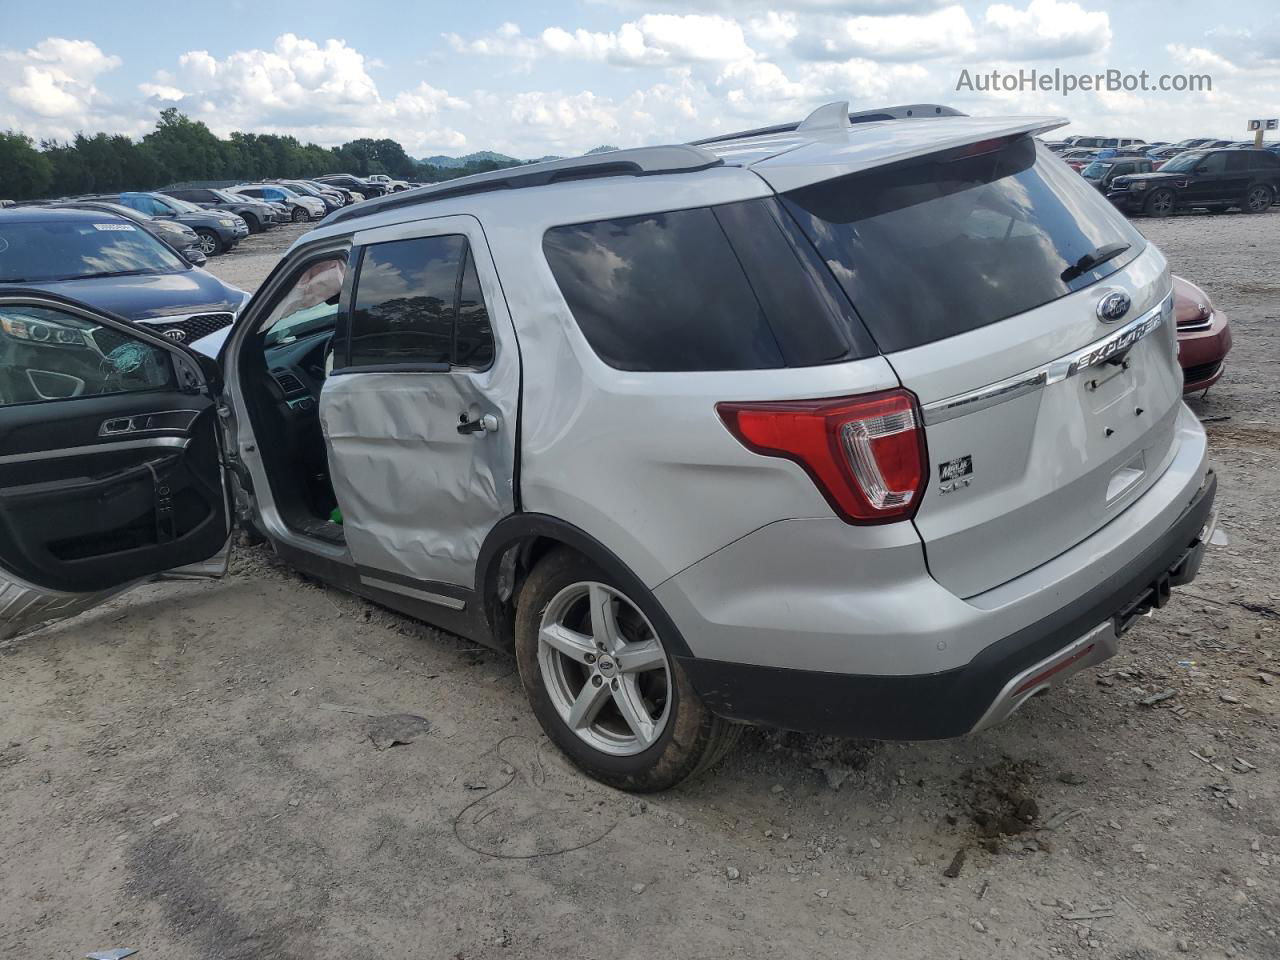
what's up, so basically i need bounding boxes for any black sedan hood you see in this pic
[16,269,245,321]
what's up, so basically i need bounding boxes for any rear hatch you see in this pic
[770,132,1184,597]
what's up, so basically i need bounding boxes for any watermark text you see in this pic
[956,68,1212,96]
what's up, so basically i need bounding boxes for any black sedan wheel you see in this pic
[240,213,261,233]
[194,229,223,256]
[1144,188,1176,217]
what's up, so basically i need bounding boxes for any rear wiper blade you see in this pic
[1061,242,1131,283]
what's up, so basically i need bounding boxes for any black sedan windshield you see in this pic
[0,218,186,282]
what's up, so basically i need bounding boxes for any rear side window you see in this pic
[1225,153,1252,173]
[542,199,874,371]
[347,235,495,370]
[782,136,1147,353]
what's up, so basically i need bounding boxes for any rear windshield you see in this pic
[782,137,1146,353]
[0,218,186,283]
[543,198,875,372]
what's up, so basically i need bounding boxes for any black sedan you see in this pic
[161,187,279,234]
[49,199,207,265]
[0,207,248,366]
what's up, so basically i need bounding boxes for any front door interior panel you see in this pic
[0,294,228,596]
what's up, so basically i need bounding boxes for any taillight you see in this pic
[716,389,928,525]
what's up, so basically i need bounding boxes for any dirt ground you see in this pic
[3,211,1279,960]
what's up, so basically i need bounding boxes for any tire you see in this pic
[240,213,261,233]
[1144,188,1176,217]
[514,548,741,792]
[195,228,223,256]
[1242,184,1274,214]
[291,206,308,223]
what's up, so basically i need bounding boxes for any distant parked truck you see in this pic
[364,174,411,192]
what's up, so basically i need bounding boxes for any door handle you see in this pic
[457,413,499,435]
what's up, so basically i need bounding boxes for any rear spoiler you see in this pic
[751,115,1069,194]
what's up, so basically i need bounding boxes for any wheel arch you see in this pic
[475,513,694,660]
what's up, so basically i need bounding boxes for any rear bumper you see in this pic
[677,470,1216,739]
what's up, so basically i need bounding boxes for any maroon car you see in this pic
[1174,275,1232,393]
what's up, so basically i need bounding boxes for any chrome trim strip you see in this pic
[96,409,201,437]
[359,575,467,611]
[0,436,188,465]
[921,293,1173,425]
[969,620,1119,733]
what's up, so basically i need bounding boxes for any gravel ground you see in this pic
[2,209,1278,960]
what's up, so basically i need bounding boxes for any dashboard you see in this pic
[265,328,332,414]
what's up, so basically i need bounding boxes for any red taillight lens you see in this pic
[716,389,928,525]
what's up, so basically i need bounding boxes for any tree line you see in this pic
[0,108,523,201]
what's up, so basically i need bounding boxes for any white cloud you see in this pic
[0,37,124,135]
[983,0,1111,59]
[747,12,800,46]
[793,6,978,61]
[443,22,541,60]
[458,14,756,66]
[136,34,469,152]
[1166,44,1241,76]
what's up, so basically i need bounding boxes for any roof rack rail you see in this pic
[691,102,968,146]
[325,144,723,226]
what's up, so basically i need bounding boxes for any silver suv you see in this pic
[0,102,1217,790]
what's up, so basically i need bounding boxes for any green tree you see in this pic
[142,108,229,182]
[0,131,54,200]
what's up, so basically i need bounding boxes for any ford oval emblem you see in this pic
[162,328,187,341]
[1096,291,1131,324]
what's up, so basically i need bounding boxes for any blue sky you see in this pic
[2,0,1277,157]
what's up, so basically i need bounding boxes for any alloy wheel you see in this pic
[537,581,671,757]
[1247,187,1271,212]
[198,232,218,255]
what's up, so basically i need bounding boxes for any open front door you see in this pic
[0,290,230,640]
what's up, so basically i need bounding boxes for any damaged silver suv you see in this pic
[0,102,1216,790]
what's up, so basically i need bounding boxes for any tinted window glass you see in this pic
[782,137,1146,353]
[350,235,464,367]
[712,198,875,365]
[1197,152,1227,174]
[454,251,495,369]
[0,305,174,406]
[543,208,784,371]
[1224,152,1252,173]
[0,218,186,283]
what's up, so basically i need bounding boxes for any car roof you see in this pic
[0,205,133,225]
[321,101,1065,231]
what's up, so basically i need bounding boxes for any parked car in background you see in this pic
[1109,148,1280,216]
[1170,138,1216,150]
[0,207,247,372]
[92,191,248,256]
[161,187,278,234]
[230,184,325,222]
[272,180,343,213]
[315,173,385,198]
[1084,156,1153,192]
[1148,146,1186,168]
[48,200,207,266]
[1174,275,1232,393]
[0,103,1217,790]
[1061,149,1099,170]
[317,183,363,204]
